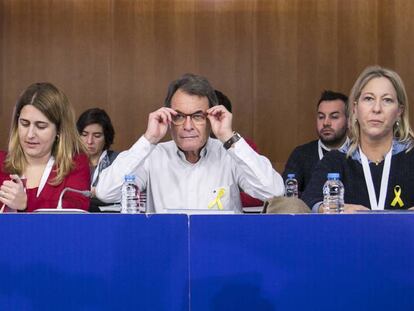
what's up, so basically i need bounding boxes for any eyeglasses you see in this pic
[171,111,207,125]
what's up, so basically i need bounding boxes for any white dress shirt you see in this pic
[96,136,284,213]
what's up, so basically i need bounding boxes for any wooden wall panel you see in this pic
[0,0,111,146]
[1,0,414,171]
[0,0,4,133]
[337,0,379,94]
[253,0,299,170]
[110,0,255,148]
[381,0,414,125]
[295,0,340,143]
[110,0,180,148]
[193,1,255,139]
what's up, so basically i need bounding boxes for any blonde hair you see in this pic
[347,65,414,156]
[5,82,86,185]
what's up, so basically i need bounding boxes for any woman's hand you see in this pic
[0,174,27,211]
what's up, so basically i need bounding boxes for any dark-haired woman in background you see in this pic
[77,108,119,211]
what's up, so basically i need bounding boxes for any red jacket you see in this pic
[0,151,90,212]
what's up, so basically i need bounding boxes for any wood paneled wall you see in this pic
[1,0,414,171]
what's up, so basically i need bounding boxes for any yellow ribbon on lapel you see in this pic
[390,185,404,208]
[208,188,226,210]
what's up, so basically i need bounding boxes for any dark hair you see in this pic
[215,90,232,112]
[76,108,115,150]
[317,90,349,117]
[164,73,218,108]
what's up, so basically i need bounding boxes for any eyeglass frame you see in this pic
[171,110,208,126]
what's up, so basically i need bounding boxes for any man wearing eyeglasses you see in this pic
[96,73,284,213]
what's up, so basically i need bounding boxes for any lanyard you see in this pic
[359,147,392,210]
[91,150,107,186]
[36,156,55,197]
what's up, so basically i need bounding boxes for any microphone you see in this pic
[33,187,91,214]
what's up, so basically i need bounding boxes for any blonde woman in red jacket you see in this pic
[0,82,90,212]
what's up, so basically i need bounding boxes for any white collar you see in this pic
[318,137,349,160]
[176,140,209,163]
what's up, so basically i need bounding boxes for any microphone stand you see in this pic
[34,187,91,214]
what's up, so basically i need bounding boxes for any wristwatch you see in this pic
[223,132,241,150]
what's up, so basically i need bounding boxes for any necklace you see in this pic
[373,157,384,166]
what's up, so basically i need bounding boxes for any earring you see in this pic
[394,120,401,136]
[396,120,400,127]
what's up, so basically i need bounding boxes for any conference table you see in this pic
[0,213,413,310]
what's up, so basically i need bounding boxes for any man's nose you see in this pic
[183,116,194,130]
[323,118,331,126]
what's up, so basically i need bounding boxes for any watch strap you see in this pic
[223,132,241,150]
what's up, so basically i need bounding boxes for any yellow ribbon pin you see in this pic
[208,188,226,210]
[390,185,404,208]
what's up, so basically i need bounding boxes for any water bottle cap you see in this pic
[124,174,136,182]
[327,172,340,179]
[287,173,295,178]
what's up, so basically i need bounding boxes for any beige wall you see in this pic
[1,0,414,172]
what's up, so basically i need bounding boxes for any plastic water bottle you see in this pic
[121,175,139,214]
[322,173,344,213]
[285,173,298,198]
